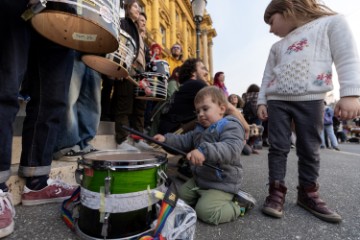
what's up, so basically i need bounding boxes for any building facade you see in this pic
[138,0,216,81]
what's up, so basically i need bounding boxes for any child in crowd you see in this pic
[257,0,360,223]
[154,86,256,225]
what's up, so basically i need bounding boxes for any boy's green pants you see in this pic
[178,178,243,225]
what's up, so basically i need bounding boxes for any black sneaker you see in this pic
[233,189,257,210]
[177,164,193,181]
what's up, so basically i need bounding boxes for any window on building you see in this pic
[160,25,166,46]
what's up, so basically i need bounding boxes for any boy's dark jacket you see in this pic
[164,115,245,194]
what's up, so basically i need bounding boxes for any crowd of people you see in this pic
[1,0,360,238]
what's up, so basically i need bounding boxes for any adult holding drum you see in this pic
[0,2,77,238]
[113,1,154,151]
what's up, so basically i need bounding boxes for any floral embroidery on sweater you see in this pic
[285,38,309,54]
[313,71,332,86]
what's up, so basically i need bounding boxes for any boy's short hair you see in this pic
[194,86,228,106]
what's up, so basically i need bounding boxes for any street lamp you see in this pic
[191,0,207,59]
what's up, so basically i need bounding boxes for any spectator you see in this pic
[213,72,229,97]
[321,102,340,150]
[165,43,183,75]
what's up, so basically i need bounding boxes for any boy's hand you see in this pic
[187,149,205,166]
[153,134,165,142]
[257,105,268,121]
[334,97,360,120]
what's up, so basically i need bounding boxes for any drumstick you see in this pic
[120,124,224,172]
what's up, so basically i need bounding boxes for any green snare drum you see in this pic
[75,150,167,239]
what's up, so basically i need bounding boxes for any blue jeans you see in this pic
[55,53,101,151]
[321,124,338,148]
[0,4,74,182]
[267,100,323,186]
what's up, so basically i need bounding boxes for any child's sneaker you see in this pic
[0,190,15,238]
[22,179,77,206]
[233,189,257,210]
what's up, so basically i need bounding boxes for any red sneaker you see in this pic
[22,179,77,206]
[0,190,15,238]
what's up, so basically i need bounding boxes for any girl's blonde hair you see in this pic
[264,0,336,24]
[194,86,228,107]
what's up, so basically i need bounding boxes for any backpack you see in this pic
[243,101,257,122]
[324,107,333,125]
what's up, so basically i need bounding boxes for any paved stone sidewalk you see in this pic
[7,145,360,240]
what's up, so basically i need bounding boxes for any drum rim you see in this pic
[137,72,167,78]
[80,150,167,169]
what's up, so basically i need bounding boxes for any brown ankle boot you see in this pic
[297,183,342,223]
[262,181,287,218]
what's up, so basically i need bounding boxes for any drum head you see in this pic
[81,150,167,169]
[82,55,129,78]
[31,11,118,54]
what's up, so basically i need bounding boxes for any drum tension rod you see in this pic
[22,0,47,21]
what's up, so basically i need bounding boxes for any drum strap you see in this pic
[80,184,167,213]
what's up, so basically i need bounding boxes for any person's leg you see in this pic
[195,189,241,225]
[262,100,292,218]
[54,53,84,154]
[178,178,200,206]
[131,98,146,132]
[324,125,339,149]
[0,4,30,185]
[267,101,292,184]
[293,100,341,223]
[76,64,101,151]
[19,29,77,204]
[320,128,326,148]
[114,80,135,147]
[293,101,322,187]
[100,75,114,121]
[0,4,29,236]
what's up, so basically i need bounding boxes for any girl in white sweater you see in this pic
[257,0,360,223]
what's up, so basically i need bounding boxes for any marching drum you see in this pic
[82,30,137,79]
[31,0,121,54]
[75,150,167,239]
[148,60,170,78]
[134,72,168,101]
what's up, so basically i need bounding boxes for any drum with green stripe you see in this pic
[77,150,167,239]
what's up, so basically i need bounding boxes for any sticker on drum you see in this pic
[134,72,168,101]
[31,0,121,54]
[76,150,167,239]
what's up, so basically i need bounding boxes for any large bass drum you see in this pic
[31,0,122,54]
